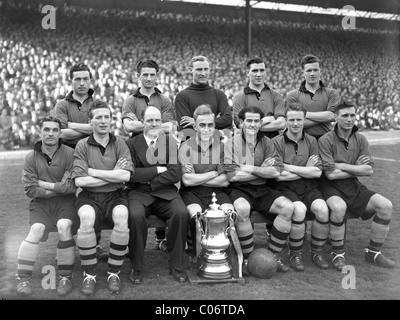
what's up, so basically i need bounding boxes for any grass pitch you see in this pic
[1,136,400,301]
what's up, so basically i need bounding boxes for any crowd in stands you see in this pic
[0,2,399,150]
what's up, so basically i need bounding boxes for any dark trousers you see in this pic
[128,197,188,271]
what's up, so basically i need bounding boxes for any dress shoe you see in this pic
[311,251,329,269]
[129,269,142,284]
[365,248,395,268]
[188,255,200,270]
[57,275,73,296]
[276,257,290,273]
[331,252,346,271]
[157,239,168,253]
[289,253,305,272]
[169,268,187,283]
[81,273,96,296]
[107,271,121,293]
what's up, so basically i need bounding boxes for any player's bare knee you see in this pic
[293,202,306,222]
[233,198,251,222]
[78,207,95,230]
[376,198,393,220]
[56,219,72,237]
[312,200,329,223]
[327,198,346,222]
[28,223,45,241]
[278,198,294,221]
[112,206,129,229]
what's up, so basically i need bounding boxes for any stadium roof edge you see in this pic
[253,0,400,15]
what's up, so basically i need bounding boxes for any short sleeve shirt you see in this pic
[318,125,374,173]
[273,129,322,170]
[286,81,340,138]
[71,133,134,193]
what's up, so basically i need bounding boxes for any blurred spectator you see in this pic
[0,3,399,149]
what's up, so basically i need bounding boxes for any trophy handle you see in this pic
[195,212,204,258]
[228,213,243,278]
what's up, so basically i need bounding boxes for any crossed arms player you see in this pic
[273,103,330,271]
[225,105,294,273]
[72,99,134,295]
[318,101,395,271]
[178,104,234,264]
[16,116,77,296]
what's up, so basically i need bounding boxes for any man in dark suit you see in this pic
[125,106,188,284]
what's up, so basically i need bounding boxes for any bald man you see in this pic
[125,106,188,283]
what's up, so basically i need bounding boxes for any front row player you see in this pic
[318,101,395,270]
[72,99,134,295]
[16,116,78,296]
[273,104,330,271]
[178,104,234,263]
[225,106,294,273]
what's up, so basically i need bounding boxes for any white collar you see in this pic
[144,134,159,147]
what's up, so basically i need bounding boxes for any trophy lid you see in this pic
[205,192,226,217]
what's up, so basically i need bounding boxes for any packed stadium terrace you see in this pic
[0,3,399,150]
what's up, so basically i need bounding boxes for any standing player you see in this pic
[225,106,294,273]
[174,55,232,133]
[121,59,176,251]
[121,59,176,136]
[273,104,330,271]
[286,54,340,140]
[51,63,94,149]
[318,101,395,271]
[71,99,133,295]
[233,57,286,139]
[16,116,77,296]
[51,63,107,260]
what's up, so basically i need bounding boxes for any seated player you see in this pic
[16,116,77,296]
[318,100,395,271]
[273,103,330,271]
[178,104,234,265]
[225,105,294,273]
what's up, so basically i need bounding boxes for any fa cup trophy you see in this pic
[187,193,244,284]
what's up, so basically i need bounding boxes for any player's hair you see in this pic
[335,100,357,113]
[246,57,265,69]
[189,55,209,68]
[136,59,160,74]
[39,116,62,129]
[285,102,307,117]
[193,104,214,121]
[88,99,111,119]
[69,63,93,80]
[301,54,321,69]
[238,106,265,120]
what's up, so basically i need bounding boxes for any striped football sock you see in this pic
[329,219,345,254]
[369,215,390,251]
[289,220,305,254]
[311,218,329,253]
[108,228,129,273]
[57,239,75,277]
[236,220,254,260]
[77,228,97,275]
[17,240,40,279]
[268,216,291,254]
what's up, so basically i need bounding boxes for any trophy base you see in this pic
[186,269,246,285]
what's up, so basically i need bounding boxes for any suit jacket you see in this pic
[125,132,182,206]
